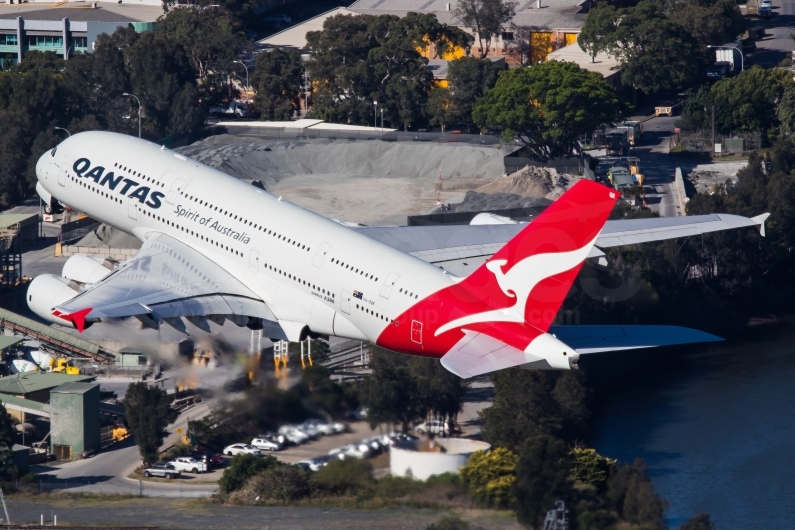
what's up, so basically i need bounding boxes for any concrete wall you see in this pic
[61,245,137,261]
[390,438,491,481]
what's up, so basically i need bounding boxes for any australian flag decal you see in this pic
[353,290,363,300]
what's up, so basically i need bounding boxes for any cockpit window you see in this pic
[50,148,57,157]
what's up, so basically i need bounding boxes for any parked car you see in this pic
[278,425,310,445]
[759,4,772,17]
[760,0,772,7]
[186,451,222,469]
[334,443,372,460]
[144,463,180,479]
[251,437,283,451]
[297,457,330,472]
[331,422,347,434]
[315,421,335,435]
[345,407,368,420]
[363,436,386,454]
[415,420,458,435]
[168,457,207,474]
[223,443,262,456]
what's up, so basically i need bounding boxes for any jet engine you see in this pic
[27,274,84,327]
[62,254,114,284]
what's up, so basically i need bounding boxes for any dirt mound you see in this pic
[438,191,552,213]
[475,165,576,200]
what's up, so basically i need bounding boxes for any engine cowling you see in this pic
[27,274,81,326]
[62,254,113,284]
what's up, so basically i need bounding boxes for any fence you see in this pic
[60,217,100,245]
[673,131,762,157]
[213,124,502,146]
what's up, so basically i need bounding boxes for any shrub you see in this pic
[459,448,518,508]
[219,454,277,494]
[235,464,311,503]
[425,512,470,530]
[312,458,373,496]
[568,448,616,489]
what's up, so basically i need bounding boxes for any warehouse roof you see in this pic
[258,7,357,50]
[52,382,99,395]
[0,5,158,22]
[547,43,621,78]
[348,0,589,29]
[0,337,23,351]
[0,372,94,396]
[0,394,49,416]
[0,214,38,228]
[0,308,111,360]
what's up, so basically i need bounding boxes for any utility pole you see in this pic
[712,105,715,155]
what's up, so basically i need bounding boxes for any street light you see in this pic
[374,101,378,129]
[54,127,70,137]
[233,60,250,101]
[122,93,141,138]
[707,45,744,72]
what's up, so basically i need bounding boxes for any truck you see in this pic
[604,129,630,156]
[618,121,643,146]
[626,157,644,185]
[209,101,250,118]
[607,166,634,190]
[655,101,682,117]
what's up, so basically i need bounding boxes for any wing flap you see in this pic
[549,325,722,353]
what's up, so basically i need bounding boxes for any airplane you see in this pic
[29,131,769,378]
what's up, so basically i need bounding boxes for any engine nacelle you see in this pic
[27,274,81,327]
[62,254,113,284]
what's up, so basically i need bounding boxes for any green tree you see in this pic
[0,402,17,474]
[513,434,572,528]
[606,459,667,528]
[156,7,245,81]
[124,382,176,466]
[568,448,616,488]
[454,0,518,58]
[312,458,374,495]
[219,453,278,493]
[777,87,795,137]
[251,48,304,121]
[360,346,422,432]
[668,0,744,51]
[446,56,500,131]
[427,87,456,132]
[459,447,518,508]
[242,464,311,502]
[473,61,621,161]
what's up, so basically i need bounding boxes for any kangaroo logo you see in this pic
[435,235,599,336]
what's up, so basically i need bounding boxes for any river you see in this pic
[586,325,795,529]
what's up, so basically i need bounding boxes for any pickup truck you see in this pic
[143,463,180,479]
[168,457,207,474]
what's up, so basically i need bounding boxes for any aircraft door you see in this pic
[341,290,352,315]
[165,178,185,205]
[127,197,139,221]
[57,162,68,187]
[411,320,423,344]
[379,272,400,299]
[312,243,331,267]
[249,249,260,272]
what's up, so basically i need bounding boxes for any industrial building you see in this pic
[0,5,158,68]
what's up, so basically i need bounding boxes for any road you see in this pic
[33,401,219,498]
[749,0,795,68]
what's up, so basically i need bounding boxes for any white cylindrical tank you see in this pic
[390,438,491,481]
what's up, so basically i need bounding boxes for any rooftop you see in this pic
[0,337,23,351]
[0,214,38,228]
[547,43,621,79]
[0,3,160,22]
[0,372,94,396]
[348,0,589,28]
[258,7,357,50]
[52,381,99,395]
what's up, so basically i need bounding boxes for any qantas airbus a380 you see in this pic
[28,132,769,378]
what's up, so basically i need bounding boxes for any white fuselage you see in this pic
[36,132,454,344]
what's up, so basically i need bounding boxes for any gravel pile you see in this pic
[474,165,577,200]
[436,191,552,213]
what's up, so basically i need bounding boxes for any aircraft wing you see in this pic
[354,213,768,275]
[440,325,722,378]
[52,233,285,337]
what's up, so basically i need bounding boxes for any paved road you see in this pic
[33,401,219,498]
[750,0,795,68]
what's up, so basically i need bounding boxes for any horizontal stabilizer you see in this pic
[549,325,722,354]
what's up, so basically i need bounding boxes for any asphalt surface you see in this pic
[749,0,795,68]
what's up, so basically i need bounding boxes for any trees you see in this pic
[512,434,572,527]
[307,13,463,129]
[472,61,621,161]
[427,87,456,132]
[446,56,500,131]
[454,0,518,58]
[606,459,667,527]
[0,402,16,472]
[251,48,304,121]
[156,8,246,81]
[124,382,176,466]
[679,513,716,530]
[459,447,518,508]
[219,453,278,493]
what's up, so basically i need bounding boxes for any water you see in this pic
[588,327,795,529]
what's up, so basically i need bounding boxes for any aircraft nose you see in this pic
[36,151,51,181]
